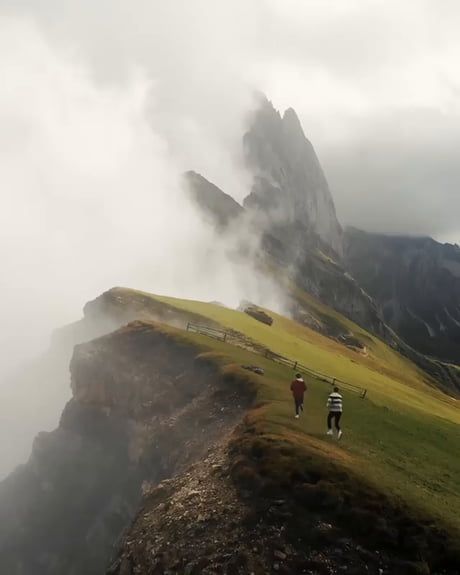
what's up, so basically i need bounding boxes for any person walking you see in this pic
[327,386,343,439]
[290,373,307,419]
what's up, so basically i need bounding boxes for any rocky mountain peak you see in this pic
[243,97,343,255]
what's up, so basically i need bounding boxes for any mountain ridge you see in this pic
[185,96,460,391]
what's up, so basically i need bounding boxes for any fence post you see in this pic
[361,389,367,399]
[293,361,297,370]
[186,322,190,332]
[223,333,227,343]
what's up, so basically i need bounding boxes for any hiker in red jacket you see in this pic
[290,373,307,419]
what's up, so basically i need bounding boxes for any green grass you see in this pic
[120,288,460,558]
[151,291,459,422]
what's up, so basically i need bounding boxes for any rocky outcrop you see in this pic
[243,305,274,326]
[0,321,251,575]
[344,228,460,365]
[243,97,343,256]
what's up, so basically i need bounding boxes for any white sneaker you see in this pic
[338,430,343,440]
[295,414,300,419]
[327,429,333,436]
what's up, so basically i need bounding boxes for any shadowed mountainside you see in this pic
[344,227,460,364]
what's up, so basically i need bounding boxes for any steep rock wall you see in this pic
[0,321,249,575]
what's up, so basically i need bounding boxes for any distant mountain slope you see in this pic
[344,227,460,364]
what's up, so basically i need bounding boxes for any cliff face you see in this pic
[243,98,343,256]
[345,228,460,364]
[0,321,249,575]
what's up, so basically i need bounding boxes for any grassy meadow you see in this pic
[122,288,460,561]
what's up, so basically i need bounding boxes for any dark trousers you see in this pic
[327,411,342,430]
[294,397,304,415]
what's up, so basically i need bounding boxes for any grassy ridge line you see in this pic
[149,292,459,424]
[150,323,460,568]
[188,318,367,397]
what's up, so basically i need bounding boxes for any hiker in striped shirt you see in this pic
[327,386,343,439]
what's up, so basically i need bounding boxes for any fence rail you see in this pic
[186,322,228,342]
[186,322,367,399]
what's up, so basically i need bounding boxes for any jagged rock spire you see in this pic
[243,97,343,255]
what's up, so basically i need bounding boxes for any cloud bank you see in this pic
[0,13,279,476]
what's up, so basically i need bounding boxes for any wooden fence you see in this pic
[186,322,368,399]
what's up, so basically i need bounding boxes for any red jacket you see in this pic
[290,378,306,400]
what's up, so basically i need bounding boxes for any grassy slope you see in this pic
[128,289,460,542]
[154,292,459,420]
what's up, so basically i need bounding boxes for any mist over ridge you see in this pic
[0,16,271,477]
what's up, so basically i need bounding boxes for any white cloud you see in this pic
[0,14,283,476]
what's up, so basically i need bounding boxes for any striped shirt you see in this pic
[327,392,343,413]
